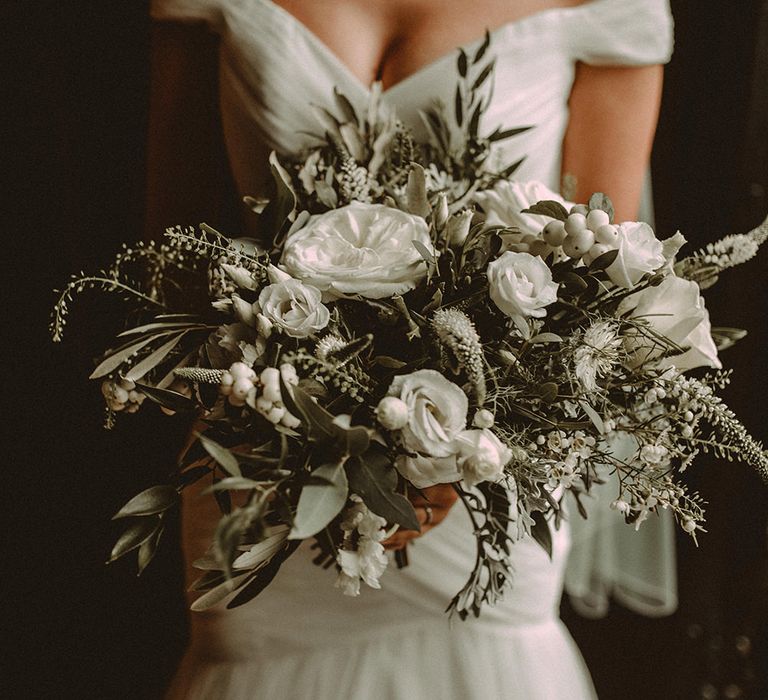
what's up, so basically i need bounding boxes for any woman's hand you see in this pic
[382,483,460,551]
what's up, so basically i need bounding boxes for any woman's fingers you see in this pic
[382,483,460,550]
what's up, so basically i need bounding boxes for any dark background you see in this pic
[9,1,768,698]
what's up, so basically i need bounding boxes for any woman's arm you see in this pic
[562,63,664,221]
[144,21,223,240]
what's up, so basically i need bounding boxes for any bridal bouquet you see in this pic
[52,43,767,618]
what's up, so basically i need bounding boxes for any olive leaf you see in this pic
[112,485,178,519]
[289,461,349,540]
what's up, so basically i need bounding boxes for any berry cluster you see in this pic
[220,362,301,428]
[540,204,619,264]
[101,378,146,413]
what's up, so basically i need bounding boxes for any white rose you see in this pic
[472,180,571,235]
[280,202,433,299]
[258,278,330,338]
[605,222,666,289]
[387,369,468,458]
[487,251,559,336]
[617,275,721,372]
[455,428,512,487]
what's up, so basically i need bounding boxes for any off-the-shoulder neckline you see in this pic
[255,0,609,96]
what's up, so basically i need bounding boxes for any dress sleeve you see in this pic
[150,0,223,29]
[569,0,674,66]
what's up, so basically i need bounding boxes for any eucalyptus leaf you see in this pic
[520,200,569,221]
[538,382,559,404]
[112,486,178,519]
[346,448,420,531]
[109,516,160,562]
[199,433,242,477]
[289,461,349,540]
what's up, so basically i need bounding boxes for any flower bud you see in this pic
[434,192,449,230]
[220,263,258,291]
[256,313,273,339]
[472,408,495,429]
[447,209,473,247]
[231,294,256,326]
[374,396,409,430]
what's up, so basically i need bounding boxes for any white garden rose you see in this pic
[617,275,721,372]
[258,278,330,338]
[388,369,468,457]
[487,251,559,336]
[472,180,572,235]
[455,428,512,487]
[605,222,666,289]
[280,202,433,299]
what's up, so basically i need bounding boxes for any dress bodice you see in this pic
[152,0,673,201]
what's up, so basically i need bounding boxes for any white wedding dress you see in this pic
[152,1,674,698]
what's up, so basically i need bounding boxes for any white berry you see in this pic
[565,212,588,236]
[542,220,567,246]
[231,378,254,400]
[595,224,619,245]
[562,229,595,258]
[230,362,255,381]
[588,243,612,260]
[586,209,610,231]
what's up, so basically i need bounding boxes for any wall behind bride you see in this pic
[13,2,188,698]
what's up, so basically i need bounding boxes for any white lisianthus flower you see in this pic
[388,369,468,457]
[280,202,433,299]
[605,222,666,289]
[257,277,330,338]
[487,251,559,337]
[472,180,571,235]
[396,453,462,489]
[618,275,721,372]
[455,428,512,487]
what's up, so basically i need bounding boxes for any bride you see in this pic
[147,1,674,698]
